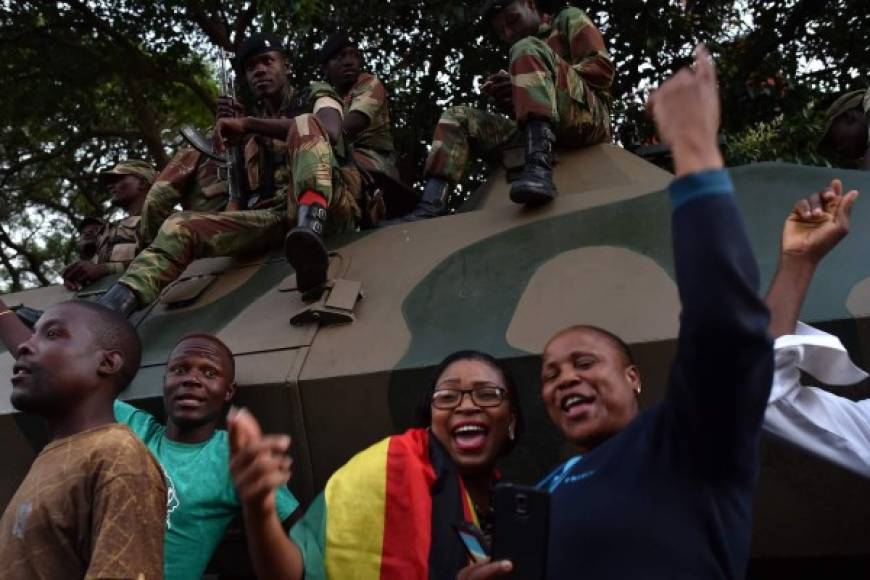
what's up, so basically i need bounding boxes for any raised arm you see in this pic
[648,46,772,479]
[760,179,870,476]
[765,180,858,337]
[228,407,305,580]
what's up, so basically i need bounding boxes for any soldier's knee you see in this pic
[157,212,196,239]
[510,35,550,61]
[288,113,326,138]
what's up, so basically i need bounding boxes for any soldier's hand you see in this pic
[781,179,859,264]
[457,559,513,580]
[482,71,512,102]
[62,261,110,288]
[228,407,293,522]
[216,96,245,119]
[213,117,248,154]
[647,44,723,177]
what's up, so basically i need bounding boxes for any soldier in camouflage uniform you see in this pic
[138,146,228,246]
[75,216,104,261]
[395,0,613,222]
[820,88,870,170]
[62,160,156,291]
[95,34,358,315]
[138,34,309,246]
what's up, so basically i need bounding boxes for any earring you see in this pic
[634,388,641,397]
[508,424,516,441]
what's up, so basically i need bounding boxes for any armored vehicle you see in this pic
[2,145,869,577]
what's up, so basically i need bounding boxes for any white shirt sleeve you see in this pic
[765,321,870,478]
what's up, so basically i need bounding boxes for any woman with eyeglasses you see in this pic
[227,350,523,580]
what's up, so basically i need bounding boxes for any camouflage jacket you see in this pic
[310,73,398,179]
[537,6,614,97]
[244,83,306,206]
[93,215,140,274]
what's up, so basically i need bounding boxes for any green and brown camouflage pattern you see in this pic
[285,112,361,225]
[424,105,518,182]
[3,146,870,572]
[140,145,229,246]
[340,72,398,179]
[424,6,611,182]
[93,214,141,275]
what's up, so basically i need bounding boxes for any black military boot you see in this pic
[383,178,450,225]
[98,283,140,318]
[285,202,329,299]
[509,119,558,206]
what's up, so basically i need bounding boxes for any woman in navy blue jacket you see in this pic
[462,45,774,580]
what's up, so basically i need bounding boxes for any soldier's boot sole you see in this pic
[509,178,558,206]
[285,228,329,299]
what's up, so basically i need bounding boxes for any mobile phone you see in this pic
[492,483,549,579]
[453,521,490,564]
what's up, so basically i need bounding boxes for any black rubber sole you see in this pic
[285,227,329,295]
[509,181,558,206]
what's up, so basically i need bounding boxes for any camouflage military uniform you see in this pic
[139,146,228,246]
[340,72,399,180]
[117,86,361,305]
[425,6,613,182]
[92,215,141,274]
[139,84,302,246]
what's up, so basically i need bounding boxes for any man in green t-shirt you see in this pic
[115,332,299,580]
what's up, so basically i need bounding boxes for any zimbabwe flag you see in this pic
[290,428,480,579]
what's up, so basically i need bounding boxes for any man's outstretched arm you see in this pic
[765,180,858,338]
[762,180,870,476]
[229,407,305,580]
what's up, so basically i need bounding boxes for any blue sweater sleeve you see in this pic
[663,169,773,481]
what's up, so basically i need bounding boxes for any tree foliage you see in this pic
[0,0,866,291]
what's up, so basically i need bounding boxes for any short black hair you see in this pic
[414,350,525,451]
[171,333,236,382]
[549,325,635,366]
[62,301,141,393]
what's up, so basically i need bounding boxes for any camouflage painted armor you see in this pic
[117,91,360,305]
[425,5,613,182]
[93,215,141,275]
[340,72,399,180]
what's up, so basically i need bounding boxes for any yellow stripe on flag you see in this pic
[324,437,391,579]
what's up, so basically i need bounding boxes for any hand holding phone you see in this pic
[492,484,549,579]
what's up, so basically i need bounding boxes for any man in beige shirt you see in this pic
[0,300,166,579]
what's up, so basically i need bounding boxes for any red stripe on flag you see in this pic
[380,430,437,579]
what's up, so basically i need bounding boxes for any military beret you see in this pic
[318,32,357,65]
[77,216,105,232]
[820,89,867,143]
[234,33,288,71]
[99,159,157,186]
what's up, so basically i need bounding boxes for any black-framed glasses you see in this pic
[431,386,508,410]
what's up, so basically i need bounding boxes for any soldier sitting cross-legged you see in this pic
[392,0,613,223]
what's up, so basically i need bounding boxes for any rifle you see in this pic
[217,47,248,211]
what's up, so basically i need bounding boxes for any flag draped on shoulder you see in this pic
[290,428,478,580]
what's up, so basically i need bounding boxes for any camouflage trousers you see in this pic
[140,147,228,246]
[425,37,610,183]
[287,113,361,225]
[119,116,361,305]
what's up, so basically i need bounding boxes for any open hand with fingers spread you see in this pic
[228,407,293,521]
[781,178,859,264]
